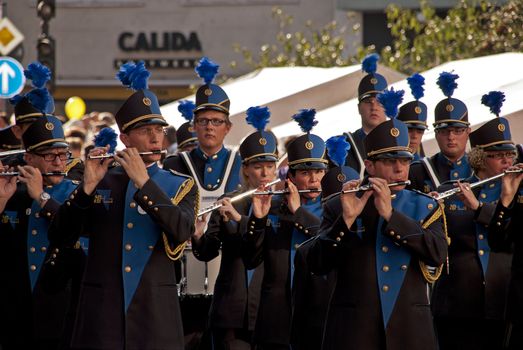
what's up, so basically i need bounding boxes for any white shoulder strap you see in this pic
[421,157,441,189]
[221,149,238,190]
[345,132,365,178]
[180,152,201,186]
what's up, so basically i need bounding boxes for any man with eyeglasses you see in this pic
[409,72,472,193]
[335,54,387,178]
[432,97,516,350]
[163,57,242,349]
[48,62,197,350]
[0,115,82,349]
[163,58,242,202]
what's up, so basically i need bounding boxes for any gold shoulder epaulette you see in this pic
[65,158,82,173]
[418,203,449,284]
[162,176,198,261]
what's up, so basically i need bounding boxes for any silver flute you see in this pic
[0,171,67,176]
[88,150,167,159]
[252,188,322,195]
[0,149,26,157]
[435,168,523,201]
[341,180,411,194]
[322,180,411,201]
[197,178,281,217]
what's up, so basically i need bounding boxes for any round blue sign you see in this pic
[0,56,26,99]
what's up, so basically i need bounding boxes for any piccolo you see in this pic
[435,168,523,201]
[322,180,411,201]
[197,178,281,217]
[0,149,26,157]
[0,171,67,177]
[252,188,322,195]
[88,150,167,159]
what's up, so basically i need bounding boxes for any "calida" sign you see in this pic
[118,31,202,52]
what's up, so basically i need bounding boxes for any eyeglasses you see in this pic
[132,126,165,136]
[194,118,227,127]
[34,151,71,162]
[485,151,517,160]
[436,128,467,136]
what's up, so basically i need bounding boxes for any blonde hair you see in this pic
[467,147,486,173]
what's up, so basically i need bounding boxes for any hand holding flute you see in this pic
[434,168,523,202]
[500,164,523,207]
[0,162,17,210]
[84,146,112,195]
[340,179,374,229]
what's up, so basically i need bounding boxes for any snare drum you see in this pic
[179,245,221,297]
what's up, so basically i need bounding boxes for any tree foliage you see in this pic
[231,7,358,69]
[381,0,523,74]
[232,1,523,74]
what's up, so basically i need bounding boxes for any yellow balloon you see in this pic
[65,96,86,120]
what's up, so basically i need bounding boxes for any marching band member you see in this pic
[163,57,242,348]
[192,106,277,350]
[291,135,359,350]
[243,109,326,349]
[163,57,242,198]
[409,71,472,193]
[6,62,84,180]
[175,100,199,153]
[3,62,54,168]
[308,89,448,350]
[397,73,428,162]
[432,91,515,349]
[338,53,387,177]
[48,61,197,349]
[0,115,80,349]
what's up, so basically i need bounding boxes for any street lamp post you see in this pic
[36,0,55,91]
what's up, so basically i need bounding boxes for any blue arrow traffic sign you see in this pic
[0,56,25,99]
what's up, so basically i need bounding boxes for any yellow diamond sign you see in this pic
[0,18,24,56]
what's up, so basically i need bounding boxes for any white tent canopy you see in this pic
[272,52,523,155]
[160,52,523,154]
[160,64,405,145]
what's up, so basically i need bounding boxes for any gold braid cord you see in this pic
[162,177,199,261]
[65,158,81,173]
[418,203,449,284]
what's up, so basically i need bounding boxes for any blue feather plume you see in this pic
[116,62,134,87]
[195,57,219,84]
[94,127,118,153]
[24,62,51,89]
[437,71,459,98]
[377,88,404,119]
[326,135,351,167]
[9,94,25,106]
[246,106,271,131]
[361,53,380,74]
[292,109,317,133]
[116,61,150,90]
[407,73,425,100]
[481,91,505,116]
[25,88,53,114]
[178,100,196,122]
